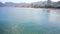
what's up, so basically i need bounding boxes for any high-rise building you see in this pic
[47,0,51,5]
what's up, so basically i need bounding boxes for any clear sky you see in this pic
[0,0,60,3]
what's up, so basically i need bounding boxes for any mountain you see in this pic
[0,1,47,7]
[0,2,5,7]
[32,1,47,7]
[0,1,46,7]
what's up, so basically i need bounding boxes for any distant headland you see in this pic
[0,0,60,8]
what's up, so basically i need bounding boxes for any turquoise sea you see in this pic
[0,7,60,34]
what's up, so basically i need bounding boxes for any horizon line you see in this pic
[0,1,59,3]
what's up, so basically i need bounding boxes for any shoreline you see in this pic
[0,7,60,10]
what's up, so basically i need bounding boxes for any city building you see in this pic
[52,2,60,8]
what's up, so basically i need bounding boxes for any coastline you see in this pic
[0,7,60,10]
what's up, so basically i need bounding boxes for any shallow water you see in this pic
[0,7,60,34]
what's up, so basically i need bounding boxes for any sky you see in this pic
[0,0,60,3]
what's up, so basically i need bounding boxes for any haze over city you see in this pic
[0,0,60,3]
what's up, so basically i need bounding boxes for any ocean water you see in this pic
[0,7,60,34]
